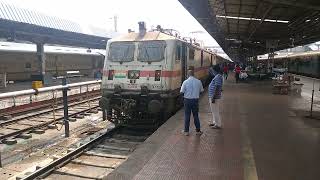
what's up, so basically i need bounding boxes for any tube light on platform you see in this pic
[216,15,289,23]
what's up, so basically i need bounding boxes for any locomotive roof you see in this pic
[109,31,229,62]
[110,31,176,42]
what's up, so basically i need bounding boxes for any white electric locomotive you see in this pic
[99,22,226,127]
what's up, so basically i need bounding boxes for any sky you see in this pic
[3,0,223,49]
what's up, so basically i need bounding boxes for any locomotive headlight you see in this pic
[130,72,135,78]
[155,70,161,81]
[128,70,140,79]
[108,70,114,80]
[134,72,140,78]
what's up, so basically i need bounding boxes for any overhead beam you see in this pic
[210,0,230,37]
[237,0,242,39]
[263,0,320,11]
[223,0,229,34]
[247,5,273,41]
[179,0,320,59]
[245,0,263,40]
[0,19,109,49]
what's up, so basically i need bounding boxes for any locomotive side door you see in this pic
[181,43,187,83]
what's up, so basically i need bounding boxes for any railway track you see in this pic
[0,90,100,119]
[0,96,101,144]
[20,126,153,180]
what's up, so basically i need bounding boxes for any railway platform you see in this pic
[106,75,320,180]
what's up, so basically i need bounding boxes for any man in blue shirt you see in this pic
[208,65,223,129]
[180,68,204,136]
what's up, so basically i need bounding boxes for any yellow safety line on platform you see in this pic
[240,115,258,180]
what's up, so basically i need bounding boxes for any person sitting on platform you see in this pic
[239,71,248,81]
[208,65,223,129]
[180,67,204,136]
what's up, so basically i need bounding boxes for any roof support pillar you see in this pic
[36,43,46,83]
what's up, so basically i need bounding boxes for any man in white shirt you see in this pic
[180,68,204,136]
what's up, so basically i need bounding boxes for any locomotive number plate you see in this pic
[127,84,138,89]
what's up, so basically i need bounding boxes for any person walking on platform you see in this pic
[180,67,204,136]
[235,65,241,83]
[208,65,223,129]
[223,64,229,80]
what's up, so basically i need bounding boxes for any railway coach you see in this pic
[0,47,104,81]
[284,51,320,78]
[99,22,226,127]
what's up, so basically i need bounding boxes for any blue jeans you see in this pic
[184,98,201,132]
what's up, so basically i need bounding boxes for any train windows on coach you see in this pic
[200,51,203,66]
[189,48,195,61]
[176,44,181,61]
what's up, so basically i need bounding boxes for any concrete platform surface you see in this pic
[106,75,320,180]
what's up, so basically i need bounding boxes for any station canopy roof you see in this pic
[0,2,109,49]
[179,0,320,61]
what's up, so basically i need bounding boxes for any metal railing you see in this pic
[0,80,101,109]
[0,79,102,167]
[0,80,101,99]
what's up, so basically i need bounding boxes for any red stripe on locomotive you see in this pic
[103,66,210,78]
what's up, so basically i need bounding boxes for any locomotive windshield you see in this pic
[138,41,166,62]
[108,42,135,62]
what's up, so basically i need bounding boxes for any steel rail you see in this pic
[0,89,100,116]
[0,80,101,99]
[0,96,100,127]
[0,101,100,141]
[22,126,120,180]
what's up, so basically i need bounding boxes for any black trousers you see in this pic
[235,73,240,83]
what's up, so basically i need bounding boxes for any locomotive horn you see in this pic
[138,21,146,36]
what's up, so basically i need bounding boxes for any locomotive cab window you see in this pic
[138,41,166,62]
[108,42,135,62]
